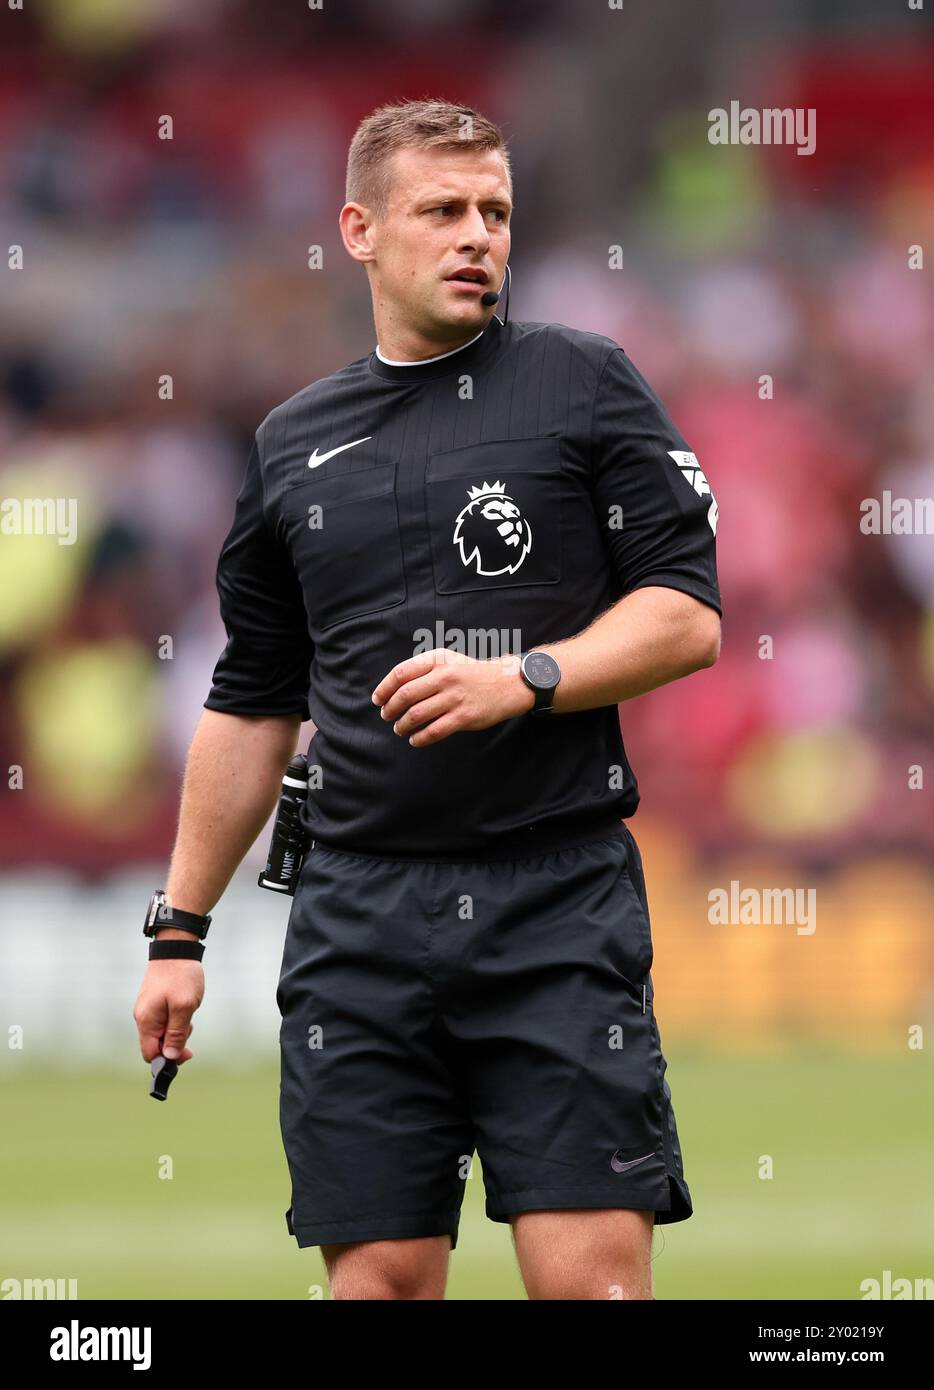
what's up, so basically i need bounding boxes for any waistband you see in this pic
[307,810,628,865]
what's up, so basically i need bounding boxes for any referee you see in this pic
[133,98,722,1301]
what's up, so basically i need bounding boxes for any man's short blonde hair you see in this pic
[345,97,512,221]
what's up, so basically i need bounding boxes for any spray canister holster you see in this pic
[257,752,313,896]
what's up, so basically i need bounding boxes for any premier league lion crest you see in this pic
[452,479,532,577]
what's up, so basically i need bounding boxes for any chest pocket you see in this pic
[282,461,406,631]
[425,437,563,594]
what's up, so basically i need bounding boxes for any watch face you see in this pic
[144,892,163,935]
[523,651,560,690]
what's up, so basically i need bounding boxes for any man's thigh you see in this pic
[277,846,474,1253]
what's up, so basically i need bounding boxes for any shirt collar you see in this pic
[375,328,485,366]
[368,317,505,384]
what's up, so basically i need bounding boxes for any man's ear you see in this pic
[339,202,376,266]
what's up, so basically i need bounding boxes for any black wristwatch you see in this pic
[143,890,212,940]
[519,650,562,714]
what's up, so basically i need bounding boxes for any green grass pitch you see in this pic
[2,1048,931,1300]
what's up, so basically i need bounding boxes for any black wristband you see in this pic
[149,940,205,962]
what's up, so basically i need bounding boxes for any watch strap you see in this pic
[531,682,555,713]
[149,939,205,961]
[146,891,211,939]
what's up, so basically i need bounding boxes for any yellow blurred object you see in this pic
[35,0,160,55]
[14,640,162,827]
[0,459,95,653]
[643,838,934,1050]
[727,729,877,837]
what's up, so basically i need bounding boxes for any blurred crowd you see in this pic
[1,1,933,877]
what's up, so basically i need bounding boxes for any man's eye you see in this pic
[428,206,507,220]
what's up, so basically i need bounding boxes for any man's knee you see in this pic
[511,1208,655,1300]
[321,1235,450,1300]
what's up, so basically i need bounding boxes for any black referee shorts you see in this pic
[277,824,693,1251]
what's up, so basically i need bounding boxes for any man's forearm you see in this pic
[372,585,722,745]
[160,709,304,927]
[536,585,721,715]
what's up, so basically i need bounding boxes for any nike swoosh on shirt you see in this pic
[307,437,372,468]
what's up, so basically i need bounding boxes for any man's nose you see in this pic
[456,207,491,252]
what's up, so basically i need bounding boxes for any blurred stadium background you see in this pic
[1,0,932,1299]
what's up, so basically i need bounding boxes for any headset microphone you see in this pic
[481,263,511,321]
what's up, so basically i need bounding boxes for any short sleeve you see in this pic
[590,348,722,617]
[203,437,313,718]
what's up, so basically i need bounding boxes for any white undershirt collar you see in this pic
[375,328,485,367]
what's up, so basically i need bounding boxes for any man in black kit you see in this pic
[133,98,722,1301]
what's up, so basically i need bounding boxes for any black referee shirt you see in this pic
[204,315,721,861]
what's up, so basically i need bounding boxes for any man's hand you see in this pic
[371,649,535,748]
[133,959,204,1064]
